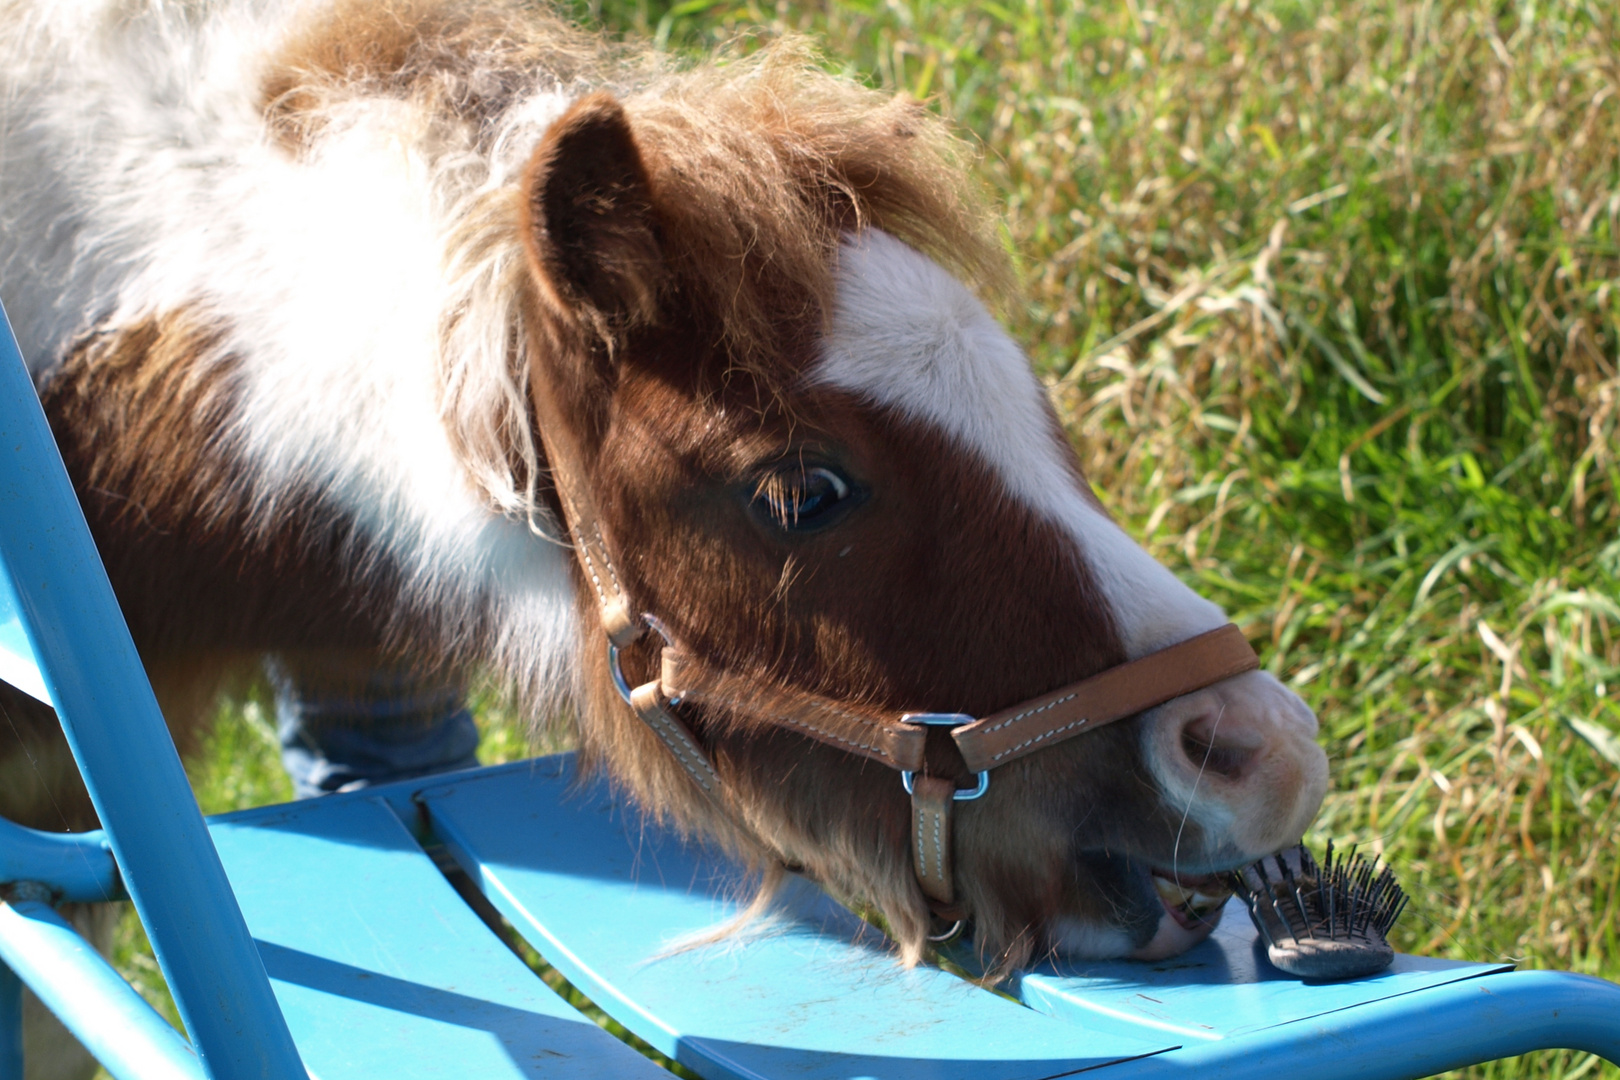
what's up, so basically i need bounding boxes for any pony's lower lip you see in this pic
[1150,868,1234,930]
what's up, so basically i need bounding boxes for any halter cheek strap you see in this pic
[526,367,729,806]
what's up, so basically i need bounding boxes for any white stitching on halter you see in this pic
[644,711,717,791]
[929,806,945,886]
[914,805,931,880]
[978,690,1080,734]
[987,717,1090,763]
[589,520,625,597]
[575,531,612,606]
[765,712,895,764]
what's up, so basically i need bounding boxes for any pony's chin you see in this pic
[1047,903,1225,963]
[1048,868,1231,961]
[1127,901,1224,960]
[1127,868,1231,959]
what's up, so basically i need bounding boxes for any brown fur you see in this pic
[32,307,445,765]
[261,0,614,152]
[614,51,1009,367]
[37,309,392,658]
[266,1,1006,362]
[566,379,1183,971]
[41,311,239,544]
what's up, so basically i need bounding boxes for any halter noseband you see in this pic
[528,373,1259,920]
[607,615,1258,913]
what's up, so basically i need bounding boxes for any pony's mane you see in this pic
[261,1,1010,523]
[260,0,622,152]
[620,44,1011,362]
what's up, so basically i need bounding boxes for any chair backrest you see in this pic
[0,298,306,1080]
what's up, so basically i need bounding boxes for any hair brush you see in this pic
[1228,840,1409,980]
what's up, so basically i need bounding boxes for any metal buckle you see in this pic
[607,614,680,706]
[608,641,636,704]
[899,713,990,801]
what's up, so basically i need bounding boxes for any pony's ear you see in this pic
[523,93,663,328]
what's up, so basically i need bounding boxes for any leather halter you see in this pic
[618,620,1258,912]
[527,368,1259,916]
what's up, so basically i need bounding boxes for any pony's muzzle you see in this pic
[1143,668,1330,866]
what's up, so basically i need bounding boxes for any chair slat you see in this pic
[1015,898,1510,1041]
[421,757,1176,1080]
[1096,968,1620,1080]
[207,793,668,1080]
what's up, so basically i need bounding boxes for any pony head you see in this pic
[509,71,1326,970]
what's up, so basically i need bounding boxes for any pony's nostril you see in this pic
[1180,715,1259,779]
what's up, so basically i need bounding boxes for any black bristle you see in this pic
[1381,891,1409,935]
[1247,894,1276,947]
[1344,872,1358,935]
[1275,853,1313,940]
[1228,841,1407,980]
[1355,875,1379,934]
[1318,840,1333,933]
[1293,885,1315,938]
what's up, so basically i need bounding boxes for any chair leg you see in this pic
[19,902,116,1080]
[1,955,21,1080]
[0,898,198,1080]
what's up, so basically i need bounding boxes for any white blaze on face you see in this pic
[813,230,1225,658]
[814,231,1330,930]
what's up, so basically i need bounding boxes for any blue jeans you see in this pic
[267,656,481,799]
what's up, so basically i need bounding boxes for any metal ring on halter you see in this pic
[608,642,635,705]
[898,713,990,801]
[607,613,683,707]
[926,919,968,944]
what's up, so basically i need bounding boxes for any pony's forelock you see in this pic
[434,33,1010,525]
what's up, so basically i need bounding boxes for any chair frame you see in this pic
[2,297,1617,1080]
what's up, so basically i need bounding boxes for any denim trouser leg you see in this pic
[267,655,481,799]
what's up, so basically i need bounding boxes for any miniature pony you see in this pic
[0,4,1327,1075]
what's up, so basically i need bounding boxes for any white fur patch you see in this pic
[1047,915,1136,959]
[815,231,1225,657]
[0,0,580,703]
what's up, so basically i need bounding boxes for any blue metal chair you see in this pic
[1,294,1617,1080]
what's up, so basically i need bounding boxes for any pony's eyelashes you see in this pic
[748,464,861,534]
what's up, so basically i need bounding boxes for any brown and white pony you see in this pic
[0,2,1327,1062]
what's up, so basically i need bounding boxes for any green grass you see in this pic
[101,2,1620,1078]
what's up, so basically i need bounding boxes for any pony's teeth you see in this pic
[1151,872,1233,925]
[1152,874,1195,908]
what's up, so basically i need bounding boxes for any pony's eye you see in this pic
[752,466,854,533]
